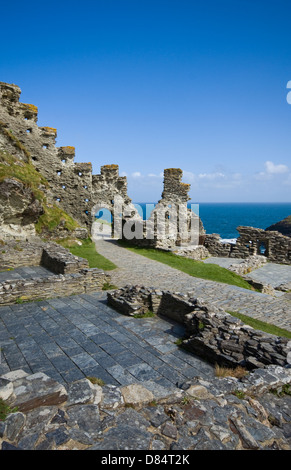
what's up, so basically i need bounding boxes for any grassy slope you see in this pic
[227,310,291,338]
[118,240,254,290]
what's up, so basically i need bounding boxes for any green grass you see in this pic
[133,310,155,318]
[58,238,117,271]
[227,310,291,338]
[0,398,18,421]
[118,240,254,290]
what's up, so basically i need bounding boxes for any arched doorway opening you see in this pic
[91,206,113,240]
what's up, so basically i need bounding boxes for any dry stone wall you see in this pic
[204,226,291,265]
[107,285,291,370]
[0,239,110,305]
[0,268,110,306]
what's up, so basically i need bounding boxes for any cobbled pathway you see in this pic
[95,239,291,331]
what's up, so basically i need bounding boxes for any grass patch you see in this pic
[0,398,18,421]
[118,240,254,290]
[133,310,155,318]
[215,364,248,379]
[0,149,47,200]
[102,281,118,290]
[270,384,291,397]
[227,311,291,338]
[58,237,117,271]
[35,205,79,234]
[86,376,105,386]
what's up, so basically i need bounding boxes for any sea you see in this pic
[134,202,291,242]
[95,202,291,243]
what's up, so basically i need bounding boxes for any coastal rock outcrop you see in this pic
[266,215,291,238]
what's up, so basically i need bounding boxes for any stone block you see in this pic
[11,372,68,412]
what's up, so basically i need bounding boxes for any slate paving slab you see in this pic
[0,292,214,388]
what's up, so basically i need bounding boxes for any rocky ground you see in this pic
[0,365,291,452]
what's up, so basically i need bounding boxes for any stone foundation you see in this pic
[0,239,110,304]
[0,268,110,305]
[107,285,291,370]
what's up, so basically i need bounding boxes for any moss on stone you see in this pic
[21,103,38,114]
[41,127,57,135]
[0,122,31,161]
[0,149,80,236]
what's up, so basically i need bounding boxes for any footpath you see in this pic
[95,239,291,331]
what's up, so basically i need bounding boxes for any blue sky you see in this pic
[1,0,291,202]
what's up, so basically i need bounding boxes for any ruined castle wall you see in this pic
[0,82,135,231]
[231,226,291,264]
[203,227,291,265]
[122,168,205,250]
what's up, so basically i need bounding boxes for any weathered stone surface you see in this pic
[67,378,100,406]
[0,367,290,450]
[0,377,14,401]
[186,384,214,400]
[266,215,291,238]
[108,285,291,370]
[12,372,68,412]
[0,178,44,236]
[204,226,291,265]
[120,384,154,405]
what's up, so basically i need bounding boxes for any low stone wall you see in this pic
[0,268,110,305]
[203,234,234,257]
[107,286,291,370]
[41,243,88,274]
[0,238,110,304]
[0,239,43,269]
[0,239,89,274]
[174,245,210,260]
[203,227,291,265]
[227,255,267,275]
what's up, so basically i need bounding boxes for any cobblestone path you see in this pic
[95,239,291,331]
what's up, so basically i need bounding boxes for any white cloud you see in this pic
[265,160,289,175]
[255,160,289,180]
[131,171,142,178]
[147,172,163,178]
[198,172,225,180]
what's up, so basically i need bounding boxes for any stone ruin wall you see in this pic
[0,238,110,305]
[107,285,291,371]
[0,81,136,233]
[0,82,204,247]
[204,226,291,265]
[122,168,205,250]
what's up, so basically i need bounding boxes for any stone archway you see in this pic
[91,205,113,240]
